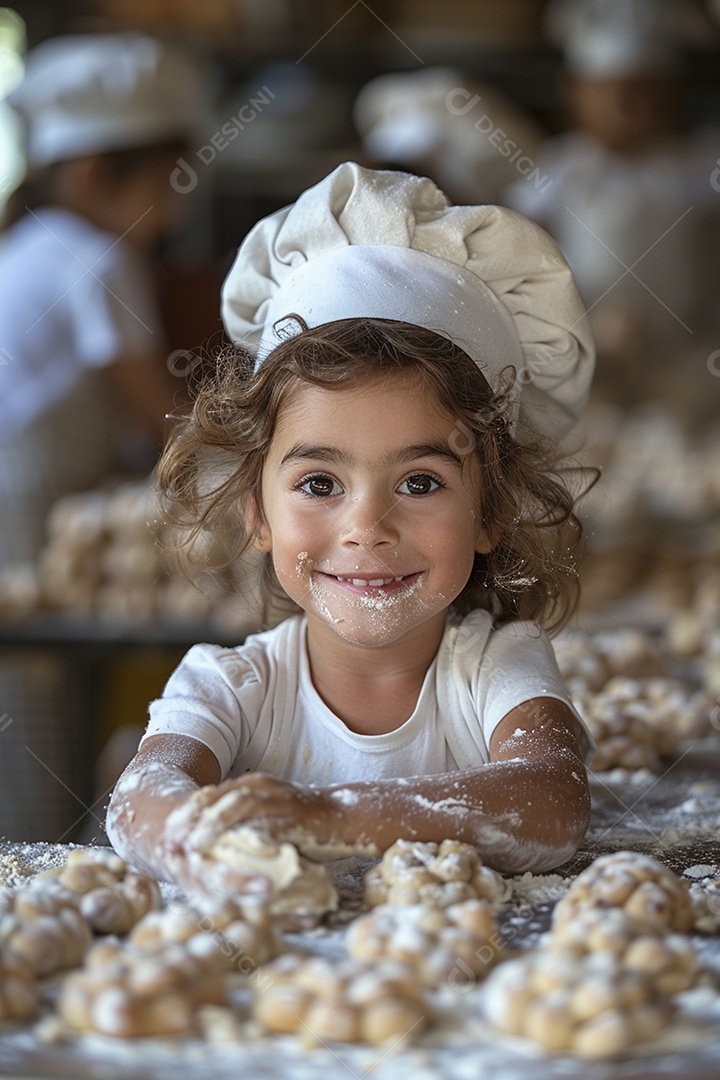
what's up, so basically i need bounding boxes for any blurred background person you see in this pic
[353,66,544,205]
[504,0,720,418]
[0,31,207,840]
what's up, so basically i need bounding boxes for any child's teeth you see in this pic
[333,575,411,586]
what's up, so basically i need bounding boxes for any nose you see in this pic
[339,492,400,549]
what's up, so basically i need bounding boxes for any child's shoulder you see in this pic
[448,607,545,638]
[179,614,306,681]
[445,608,551,662]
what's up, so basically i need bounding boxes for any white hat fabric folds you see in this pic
[7,33,206,166]
[221,161,595,438]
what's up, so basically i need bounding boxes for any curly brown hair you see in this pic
[158,318,594,632]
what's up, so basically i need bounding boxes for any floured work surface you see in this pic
[0,747,719,1080]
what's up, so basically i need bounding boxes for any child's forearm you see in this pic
[305,757,590,874]
[105,758,201,881]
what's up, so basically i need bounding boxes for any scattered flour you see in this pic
[1,747,720,1078]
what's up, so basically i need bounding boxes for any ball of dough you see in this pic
[364,840,508,909]
[253,954,431,1047]
[0,881,92,977]
[41,848,162,935]
[347,899,499,987]
[552,852,695,934]
[209,825,338,923]
[578,695,660,772]
[547,907,700,994]
[130,895,283,973]
[0,958,38,1021]
[58,940,226,1038]
[482,951,672,1058]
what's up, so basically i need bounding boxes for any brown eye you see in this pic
[298,474,341,497]
[398,473,442,496]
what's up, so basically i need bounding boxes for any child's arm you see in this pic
[200,697,589,875]
[318,697,591,874]
[106,733,327,896]
[106,697,589,885]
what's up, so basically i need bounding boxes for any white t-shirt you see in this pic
[0,207,162,440]
[143,610,589,785]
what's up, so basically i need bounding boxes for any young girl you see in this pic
[106,162,596,892]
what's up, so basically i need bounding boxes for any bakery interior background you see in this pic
[0,0,720,844]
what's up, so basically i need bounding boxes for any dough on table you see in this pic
[552,631,611,695]
[0,851,36,888]
[552,852,695,934]
[482,950,673,1058]
[208,825,338,924]
[547,907,701,994]
[577,694,661,772]
[40,848,161,935]
[602,677,711,757]
[666,569,720,660]
[553,629,667,697]
[58,939,226,1038]
[701,640,720,699]
[347,899,499,987]
[252,954,431,1047]
[130,895,283,973]
[682,864,720,934]
[576,676,712,771]
[363,839,509,909]
[0,879,92,977]
[591,630,667,680]
[0,956,38,1021]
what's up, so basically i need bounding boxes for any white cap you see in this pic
[546,0,687,77]
[353,67,542,204]
[221,162,595,439]
[6,33,207,167]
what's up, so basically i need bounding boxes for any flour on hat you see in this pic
[221,161,595,438]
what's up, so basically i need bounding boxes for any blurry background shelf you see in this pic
[0,613,246,652]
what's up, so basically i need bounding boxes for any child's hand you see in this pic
[160,774,324,893]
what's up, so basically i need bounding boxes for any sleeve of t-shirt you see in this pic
[66,238,163,368]
[140,643,265,776]
[477,620,595,761]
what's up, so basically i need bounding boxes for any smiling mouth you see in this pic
[318,571,421,592]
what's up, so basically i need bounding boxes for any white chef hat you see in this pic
[353,67,542,205]
[221,162,595,439]
[546,0,691,78]
[6,32,207,167]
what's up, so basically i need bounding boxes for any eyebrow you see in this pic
[279,442,464,469]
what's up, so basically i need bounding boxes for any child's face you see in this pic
[68,154,186,249]
[108,160,186,248]
[253,372,494,650]
[567,75,677,154]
